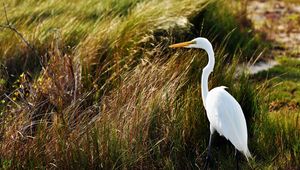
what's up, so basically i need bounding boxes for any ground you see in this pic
[247,0,300,168]
[248,0,300,56]
[247,0,300,115]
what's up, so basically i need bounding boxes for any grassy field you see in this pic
[0,0,299,169]
[251,57,300,169]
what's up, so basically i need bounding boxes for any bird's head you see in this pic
[169,37,212,50]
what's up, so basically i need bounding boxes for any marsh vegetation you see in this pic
[0,0,299,169]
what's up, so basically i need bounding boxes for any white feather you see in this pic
[170,37,252,163]
[206,87,252,160]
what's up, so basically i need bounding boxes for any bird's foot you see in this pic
[203,154,211,170]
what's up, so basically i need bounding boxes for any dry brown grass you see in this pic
[0,0,265,169]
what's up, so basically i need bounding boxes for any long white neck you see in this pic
[201,47,215,109]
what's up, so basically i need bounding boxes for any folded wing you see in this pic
[205,86,251,160]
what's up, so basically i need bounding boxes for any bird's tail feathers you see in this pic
[243,148,252,162]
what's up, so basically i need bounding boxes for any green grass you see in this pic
[251,57,300,169]
[0,0,297,169]
[190,1,266,60]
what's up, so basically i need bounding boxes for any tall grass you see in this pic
[1,46,256,169]
[0,0,262,169]
[190,1,266,61]
[250,57,300,169]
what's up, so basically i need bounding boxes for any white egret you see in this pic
[169,37,251,169]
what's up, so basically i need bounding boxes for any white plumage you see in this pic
[206,86,251,160]
[169,37,251,167]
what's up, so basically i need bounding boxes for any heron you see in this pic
[169,37,251,169]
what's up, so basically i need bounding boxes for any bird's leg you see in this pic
[235,149,239,170]
[204,133,213,170]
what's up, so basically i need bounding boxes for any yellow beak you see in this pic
[169,41,194,48]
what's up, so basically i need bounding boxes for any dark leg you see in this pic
[235,149,239,170]
[204,133,213,170]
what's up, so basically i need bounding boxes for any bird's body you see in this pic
[206,86,251,159]
[169,37,251,168]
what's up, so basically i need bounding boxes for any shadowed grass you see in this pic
[190,1,267,61]
[0,43,257,169]
[0,0,269,169]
